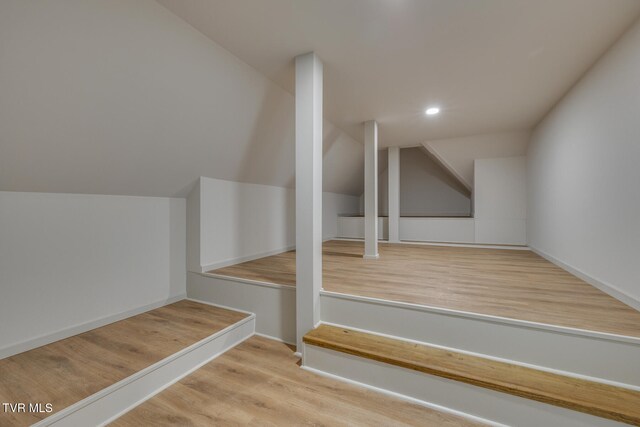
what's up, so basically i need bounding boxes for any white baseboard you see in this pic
[187,272,296,345]
[0,293,187,360]
[200,236,340,273]
[320,291,640,386]
[395,239,529,250]
[318,321,640,391]
[332,237,529,250]
[303,345,621,427]
[300,363,499,427]
[530,246,640,313]
[254,332,296,347]
[33,315,255,426]
[185,297,256,316]
[201,245,296,272]
[198,272,295,290]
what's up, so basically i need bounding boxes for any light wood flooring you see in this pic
[212,240,640,338]
[304,324,640,425]
[111,335,481,426]
[0,300,247,427]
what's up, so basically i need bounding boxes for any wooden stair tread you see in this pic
[303,324,640,425]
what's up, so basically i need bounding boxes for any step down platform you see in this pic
[303,324,640,426]
[0,300,255,427]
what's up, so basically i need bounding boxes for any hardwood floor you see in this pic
[211,240,640,338]
[304,325,640,425]
[0,300,248,427]
[111,336,481,426]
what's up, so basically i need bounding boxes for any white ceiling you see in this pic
[2,1,639,198]
[0,0,363,197]
[157,0,640,147]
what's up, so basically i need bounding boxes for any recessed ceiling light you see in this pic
[425,107,440,116]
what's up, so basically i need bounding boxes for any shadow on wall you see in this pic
[376,147,472,217]
[238,84,295,190]
[235,85,295,259]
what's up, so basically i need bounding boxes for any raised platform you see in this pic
[110,335,482,426]
[303,325,640,426]
[200,239,640,387]
[0,300,253,427]
[210,240,640,339]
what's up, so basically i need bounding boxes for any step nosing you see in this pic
[303,325,640,425]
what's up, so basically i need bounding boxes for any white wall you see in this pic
[195,177,359,271]
[377,147,471,217]
[0,191,186,356]
[199,177,294,271]
[400,218,475,243]
[323,193,364,240]
[342,157,526,245]
[422,131,530,190]
[0,0,363,197]
[337,217,388,241]
[527,19,640,307]
[474,157,527,245]
[186,179,201,274]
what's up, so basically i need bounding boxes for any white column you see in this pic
[388,146,400,243]
[295,52,323,352]
[363,120,379,259]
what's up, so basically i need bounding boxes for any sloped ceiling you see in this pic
[0,0,362,197]
[2,1,640,198]
[422,131,531,189]
[157,0,640,147]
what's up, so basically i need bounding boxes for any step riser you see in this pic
[303,344,627,427]
[188,272,296,344]
[321,292,640,387]
[34,315,255,427]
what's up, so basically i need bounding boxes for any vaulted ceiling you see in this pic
[158,0,640,147]
[1,1,639,198]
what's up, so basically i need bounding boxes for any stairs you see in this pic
[1,301,255,427]
[303,324,640,426]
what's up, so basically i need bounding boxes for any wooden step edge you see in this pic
[303,325,640,426]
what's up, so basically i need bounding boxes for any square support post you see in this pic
[388,146,400,243]
[364,120,379,259]
[295,52,323,352]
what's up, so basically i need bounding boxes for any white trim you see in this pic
[302,345,620,427]
[362,254,380,260]
[531,246,640,313]
[185,297,255,316]
[0,293,186,359]
[320,291,640,386]
[320,290,640,344]
[300,365,501,427]
[421,142,473,192]
[199,237,339,275]
[254,332,296,347]
[190,299,298,347]
[201,245,296,272]
[196,272,296,291]
[319,321,640,392]
[332,237,529,250]
[397,239,528,250]
[34,315,255,426]
[187,272,296,344]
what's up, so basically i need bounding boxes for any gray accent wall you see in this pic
[378,147,471,217]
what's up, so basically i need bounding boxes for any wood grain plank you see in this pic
[304,325,640,426]
[211,240,640,338]
[0,300,248,427]
[111,336,481,426]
